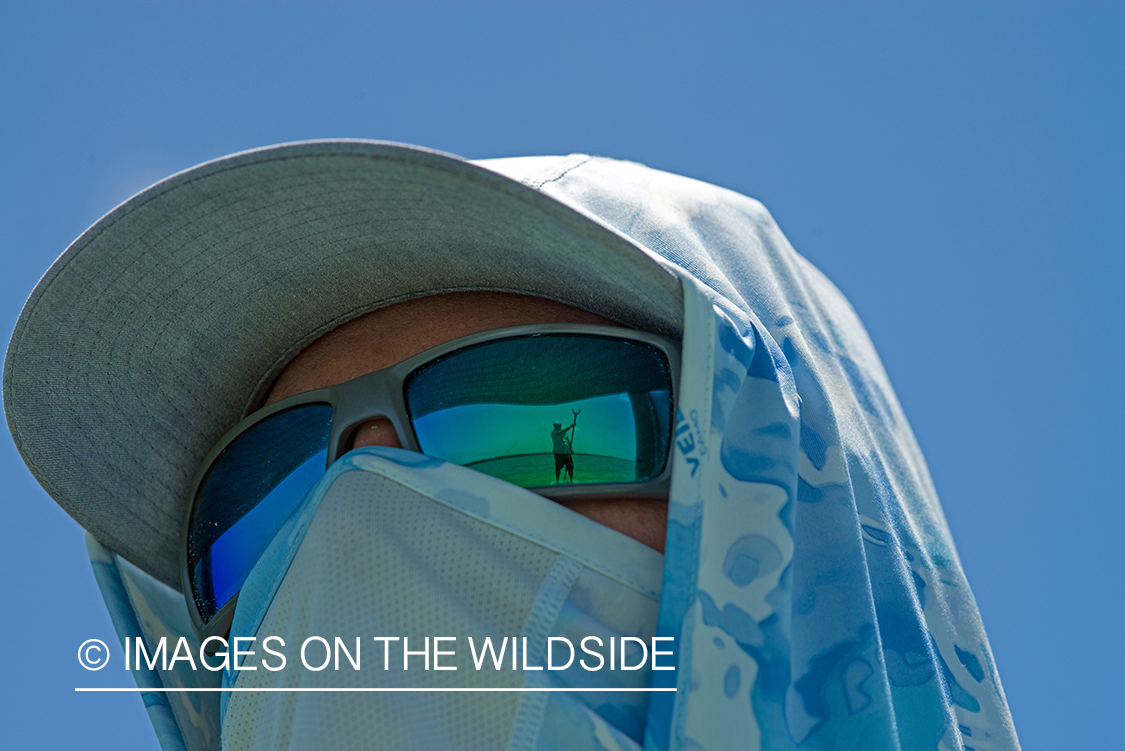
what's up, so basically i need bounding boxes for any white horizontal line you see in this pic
[76,687,676,693]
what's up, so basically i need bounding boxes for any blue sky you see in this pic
[2,3,1122,748]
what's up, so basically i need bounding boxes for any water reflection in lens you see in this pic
[406,336,672,487]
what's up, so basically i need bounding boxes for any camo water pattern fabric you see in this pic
[88,153,1021,751]
[482,155,1021,751]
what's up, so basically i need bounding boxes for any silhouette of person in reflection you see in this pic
[551,415,578,482]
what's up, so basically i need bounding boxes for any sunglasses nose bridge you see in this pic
[326,370,413,463]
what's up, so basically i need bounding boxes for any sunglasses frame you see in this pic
[182,323,680,641]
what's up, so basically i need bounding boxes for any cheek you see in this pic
[553,497,668,553]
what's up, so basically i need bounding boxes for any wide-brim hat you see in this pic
[4,140,683,589]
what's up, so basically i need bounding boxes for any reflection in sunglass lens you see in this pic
[405,335,672,488]
[188,404,332,622]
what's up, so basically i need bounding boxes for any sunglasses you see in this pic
[182,324,680,640]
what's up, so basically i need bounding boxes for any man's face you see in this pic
[265,291,669,552]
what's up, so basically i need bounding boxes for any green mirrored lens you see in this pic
[406,335,672,487]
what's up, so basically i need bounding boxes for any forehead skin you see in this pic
[266,291,669,553]
[267,292,614,402]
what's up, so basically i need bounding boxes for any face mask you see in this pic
[220,447,665,751]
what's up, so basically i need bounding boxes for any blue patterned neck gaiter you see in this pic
[89,151,1020,751]
[477,155,1020,751]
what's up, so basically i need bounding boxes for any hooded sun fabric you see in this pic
[82,151,1020,751]
[480,155,1020,751]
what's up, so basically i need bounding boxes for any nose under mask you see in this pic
[221,447,665,751]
